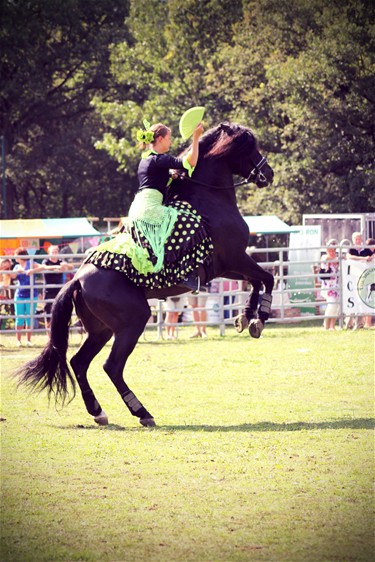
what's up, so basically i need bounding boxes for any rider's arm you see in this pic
[186,123,204,168]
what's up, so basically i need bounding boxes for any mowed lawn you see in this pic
[0,324,374,562]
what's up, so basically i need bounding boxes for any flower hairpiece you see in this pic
[136,119,154,144]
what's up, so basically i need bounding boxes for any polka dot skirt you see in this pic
[84,201,213,289]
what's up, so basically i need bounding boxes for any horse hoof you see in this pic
[94,410,109,425]
[234,314,248,333]
[249,319,264,339]
[140,417,156,428]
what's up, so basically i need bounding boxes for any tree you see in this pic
[204,0,375,222]
[0,0,131,218]
[2,0,373,223]
[93,0,244,191]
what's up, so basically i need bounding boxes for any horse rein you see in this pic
[174,154,269,190]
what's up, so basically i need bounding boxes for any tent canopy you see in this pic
[0,215,295,241]
[0,218,100,239]
[242,215,298,235]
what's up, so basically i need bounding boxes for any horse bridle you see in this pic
[242,155,268,186]
[174,151,269,190]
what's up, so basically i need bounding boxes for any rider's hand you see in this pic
[193,123,204,139]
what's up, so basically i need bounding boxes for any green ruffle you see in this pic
[128,190,179,273]
[92,232,155,274]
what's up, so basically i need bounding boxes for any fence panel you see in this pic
[1,246,373,337]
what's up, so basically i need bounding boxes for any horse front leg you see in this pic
[227,258,274,338]
[248,270,274,338]
[234,279,261,333]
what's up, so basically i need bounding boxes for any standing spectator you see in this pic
[187,288,209,338]
[11,248,38,347]
[362,238,375,259]
[0,257,12,298]
[347,232,373,262]
[33,245,74,330]
[164,296,185,340]
[362,238,375,329]
[318,239,340,331]
[0,258,13,330]
[346,232,373,329]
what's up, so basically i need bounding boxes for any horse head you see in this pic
[200,122,274,188]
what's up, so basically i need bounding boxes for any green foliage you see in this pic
[1,0,133,218]
[1,0,374,221]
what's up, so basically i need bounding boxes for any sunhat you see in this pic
[179,106,205,140]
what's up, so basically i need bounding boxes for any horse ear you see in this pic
[219,123,233,135]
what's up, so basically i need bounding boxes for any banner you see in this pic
[342,260,375,315]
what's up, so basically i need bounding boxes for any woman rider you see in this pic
[85,120,213,291]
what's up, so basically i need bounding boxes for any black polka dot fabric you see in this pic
[84,201,213,289]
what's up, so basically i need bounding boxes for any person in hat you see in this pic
[85,120,213,293]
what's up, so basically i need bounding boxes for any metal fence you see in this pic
[1,246,373,338]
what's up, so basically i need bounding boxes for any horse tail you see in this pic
[15,278,80,405]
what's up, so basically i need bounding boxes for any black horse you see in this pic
[16,122,274,427]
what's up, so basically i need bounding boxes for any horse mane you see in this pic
[199,122,258,159]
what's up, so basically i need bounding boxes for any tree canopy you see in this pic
[1,0,374,223]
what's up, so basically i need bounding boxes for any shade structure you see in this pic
[0,218,100,239]
[0,218,102,254]
[242,215,297,235]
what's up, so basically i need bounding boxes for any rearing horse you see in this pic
[16,122,274,427]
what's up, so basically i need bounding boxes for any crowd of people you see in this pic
[1,231,374,345]
[0,244,74,346]
[318,232,375,331]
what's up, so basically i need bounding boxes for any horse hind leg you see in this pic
[104,320,156,428]
[70,329,113,425]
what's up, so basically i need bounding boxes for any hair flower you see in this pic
[136,119,154,144]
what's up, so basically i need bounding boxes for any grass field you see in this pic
[0,324,374,562]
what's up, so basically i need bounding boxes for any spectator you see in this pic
[164,296,185,340]
[187,288,209,338]
[347,232,373,262]
[0,258,13,330]
[362,238,375,259]
[32,245,74,330]
[362,238,375,329]
[0,257,12,299]
[10,248,38,347]
[346,233,374,329]
[318,239,340,330]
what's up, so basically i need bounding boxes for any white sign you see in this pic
[287,225,321,312]
[342,260,375,314]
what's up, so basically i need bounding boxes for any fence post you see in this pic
[338,245,345,330]
[29,255,36,331]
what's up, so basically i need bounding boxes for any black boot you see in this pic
[180,273,200,294]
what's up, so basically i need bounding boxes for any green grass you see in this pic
[1,325,374,562]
